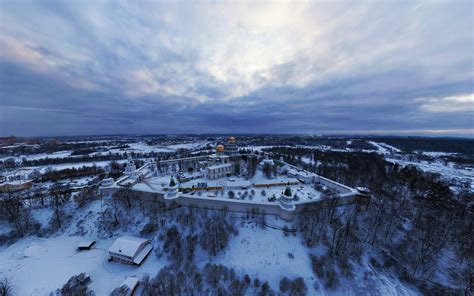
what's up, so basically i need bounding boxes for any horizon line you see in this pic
[1,132,473,140]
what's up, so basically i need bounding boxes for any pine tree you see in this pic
[169,177,176,187]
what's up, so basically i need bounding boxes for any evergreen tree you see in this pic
[169,177,176,187]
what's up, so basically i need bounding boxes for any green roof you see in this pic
[169,178,176,187]
[274,160,285,167]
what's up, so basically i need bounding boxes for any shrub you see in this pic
[54,273,94,296]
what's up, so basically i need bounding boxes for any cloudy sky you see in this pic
[0,0,472,137]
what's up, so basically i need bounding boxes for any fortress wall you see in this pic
[98,156,370,219]
[170,195,285,216]
[100,185,368,220]
[316,175,354,194]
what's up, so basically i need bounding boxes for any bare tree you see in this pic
[0,277,14,296]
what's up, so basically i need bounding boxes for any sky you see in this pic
[0,0,473,137]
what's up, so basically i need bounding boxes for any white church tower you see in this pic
[124,155,137,175]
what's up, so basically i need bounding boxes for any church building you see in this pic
[205,137,241,179]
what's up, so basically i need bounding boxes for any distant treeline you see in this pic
[21,154,126,167]
[1,146,212,169]
[444,154,474,165]
[238,136,377,151]
[40,166,105,182]
[247,136,349,148]
[0,141,130,157]
[2,150,192,168]
[368,137,474,154]
[70,148,100,156]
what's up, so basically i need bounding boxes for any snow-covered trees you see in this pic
[108,161,123,179]
[152,208,239,268]
[140,263,269,296]
[310,254,339,289]
[41,166,104,183]
[202,263,272,296]
[263,162,273,179]
[162,225,187,264]
[279,277,308,296]
[0,277,13,296]
[246,156,258,179]
[112,188,134,209]
[200,213,238,256]
[52,273,94,296]
[0,192,39,240]
[293,148,473,293]
[74,187,98,209]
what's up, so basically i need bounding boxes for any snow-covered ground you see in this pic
[386,157,473,188]
[0,150,73,162]
[242,145,277,152]
[0,197,423,296]
[212,224,317,292]
[134,169,324,205]
[0,236,165,296]
[165,141,210,150]
[0,138,469,295]
[125,142,175,153]
[368,141,401,154]
[124,141,210,154]
[420,151,458,157]
[23,159,129,174]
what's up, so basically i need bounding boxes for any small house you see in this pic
[77,240,96,251]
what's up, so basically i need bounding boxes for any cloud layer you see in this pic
[0,0,473,137]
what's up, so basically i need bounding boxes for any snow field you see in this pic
[212,225,318,293]
[0,235,165,296]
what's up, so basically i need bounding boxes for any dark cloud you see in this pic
[0,1,472,137]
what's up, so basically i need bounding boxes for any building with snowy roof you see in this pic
[226,180,251,190]
[77,240,96,251]
[253,178,299,188]
[97,139,369,222]
[117,276,139,296]
[207,162,234,179]
[108,236,153,265]
[295,171,318,184]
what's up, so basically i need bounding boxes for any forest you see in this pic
[268,146,472,294]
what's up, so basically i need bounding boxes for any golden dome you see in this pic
[228,136,236,144]
[216,144,225,152]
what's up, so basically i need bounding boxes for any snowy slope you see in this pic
[0,236,166,296]
[212,224,317,292]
